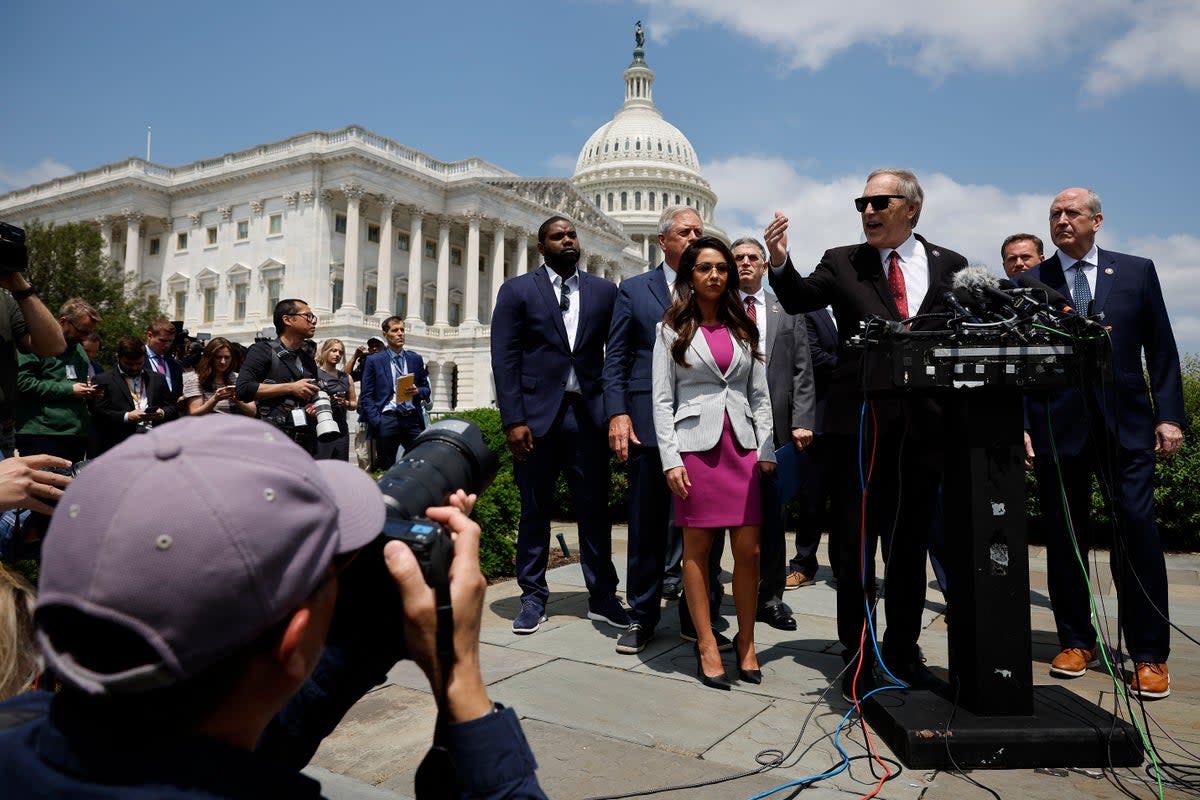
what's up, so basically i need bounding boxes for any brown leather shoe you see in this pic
[1049,647,1096,678]
[785,571,815,590]
[1127,662,1170,700]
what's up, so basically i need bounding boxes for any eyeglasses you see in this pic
[288,312,319,324]
[854,194,906,213]
[693,263,729,275]
[733,253,762,262]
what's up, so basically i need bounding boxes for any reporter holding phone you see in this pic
[182,337,256,417]
[91,335,179,455]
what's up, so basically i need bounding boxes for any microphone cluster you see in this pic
[947,266,1104,339]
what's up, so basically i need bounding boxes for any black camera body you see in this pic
[381,518,454,587]
[0,222,28,273]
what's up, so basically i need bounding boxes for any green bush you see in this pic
[440,408,518,580]
[553,456,630,522]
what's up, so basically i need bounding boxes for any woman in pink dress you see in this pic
[652,237,776,689]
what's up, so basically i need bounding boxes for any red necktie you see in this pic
[744,295,757,321]
[888,250,908,319]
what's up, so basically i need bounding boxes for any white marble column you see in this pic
[515,228,530,276]
[312,191,333,316]
[376,197,396,323]
[405,209,424,325]
[641,234,650,265]
[488,222,506,321]
[463,214,480,325]
[338,183,365,317]
[434,218,451,326]
[123,210,143,284]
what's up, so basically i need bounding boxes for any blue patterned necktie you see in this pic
[1072,262,1092,311]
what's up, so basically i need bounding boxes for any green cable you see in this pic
[1044,383,1164,800]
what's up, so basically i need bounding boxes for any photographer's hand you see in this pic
[0,454,72,514]
[383,499,491,724]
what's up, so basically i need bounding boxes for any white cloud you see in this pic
[0,159,74,193]
[640,0,1199,96]
[707,155,1200,354]
[543,153,577,176]
[1082,0,1200,98]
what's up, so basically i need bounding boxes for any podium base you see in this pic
[862,685,1143,769]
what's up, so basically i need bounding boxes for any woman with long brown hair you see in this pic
[652,236,775,689]
[182,337,256,417]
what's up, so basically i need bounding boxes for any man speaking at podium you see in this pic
[764,169,966,701]
[1025,187,1185,700]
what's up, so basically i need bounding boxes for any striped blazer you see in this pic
[651,322,774,472]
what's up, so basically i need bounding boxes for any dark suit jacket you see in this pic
[360,348,431,438]
[805,309,839,434]
[602,266,673,445]
[768,234,967,438]
[144,348,184,405]
[1025,250,1184,455]
[91,367,178,454]
[762,296,815,448]
[491,266,616,437]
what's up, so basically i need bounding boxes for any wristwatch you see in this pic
[10,285,37,302]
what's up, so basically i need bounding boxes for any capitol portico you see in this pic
[0,31,720,412]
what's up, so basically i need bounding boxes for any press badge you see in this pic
[292,408,307,427]
[65,366,78,380]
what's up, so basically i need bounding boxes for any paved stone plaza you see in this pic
[305,525,1200,799]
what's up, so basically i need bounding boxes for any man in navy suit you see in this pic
[491,216,627,636]
[143,318,184,409]
[361,316,431,471]
[765,169,967,700]
[1025,187,1185,700]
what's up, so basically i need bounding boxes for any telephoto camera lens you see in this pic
[312,390,340,442]
[376,418,498,520]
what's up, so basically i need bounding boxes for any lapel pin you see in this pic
[932,249,941,257]
[1105,267,1114,274]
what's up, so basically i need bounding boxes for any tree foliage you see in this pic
[23,220,160,366]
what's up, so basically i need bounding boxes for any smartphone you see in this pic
[145,406,160,414]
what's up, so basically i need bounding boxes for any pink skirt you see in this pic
[673,414,762,528]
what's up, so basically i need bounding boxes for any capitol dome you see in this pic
[572,28,723,268]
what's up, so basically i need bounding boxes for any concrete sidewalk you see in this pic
[308,524,1200,799]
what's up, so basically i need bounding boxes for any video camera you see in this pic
[0,222,28,273]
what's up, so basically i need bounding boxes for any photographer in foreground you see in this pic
[237,299,321,454]
[0,415,544,799]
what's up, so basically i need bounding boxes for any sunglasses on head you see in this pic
[854,194,905,213]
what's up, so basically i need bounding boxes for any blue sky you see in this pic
[5,1,1199,352]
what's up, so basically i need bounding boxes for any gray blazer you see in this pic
[651,323,775,472]
[762,296,815,448]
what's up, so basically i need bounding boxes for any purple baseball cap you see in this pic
[36,415,385,695]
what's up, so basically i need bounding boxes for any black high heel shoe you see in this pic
[733,633,762,685]
[693,643,731,690]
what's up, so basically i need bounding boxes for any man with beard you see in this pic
[491,216,627,636]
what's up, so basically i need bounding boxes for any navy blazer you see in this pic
[1025,249,1184,455]
[360,348,431,436]
[602,266,673,446]
[491,266,616,438]
[804,308,838,435]
[768,235,966,438]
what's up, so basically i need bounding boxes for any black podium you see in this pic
[856,338,1142,769]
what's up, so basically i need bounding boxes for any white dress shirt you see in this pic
[739,287,768,359]
[1056,243,1099,301]
[546,266,581,393]
[876,234,929,317]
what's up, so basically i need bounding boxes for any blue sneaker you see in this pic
[586,595,630,629]
[512,599,547,634]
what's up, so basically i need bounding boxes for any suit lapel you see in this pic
[574,271,597,352]
[689,326,725,379]
[648,265,671,312]
[764,298,780,362]
[851,245,897,321]
[915,235,949,316]
[534,268,570,349]
[1093,249,1117,313]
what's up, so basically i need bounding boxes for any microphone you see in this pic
[952,266,1020,314]
[943,289,980,323]
[1014,275,1105,330]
